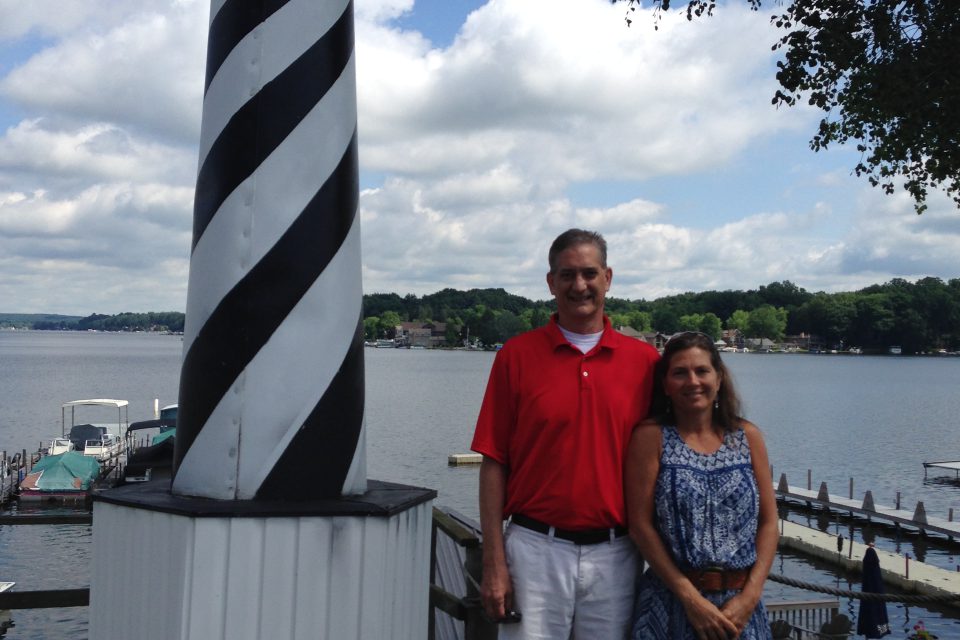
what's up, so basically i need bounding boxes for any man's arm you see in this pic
[478,456,512,620]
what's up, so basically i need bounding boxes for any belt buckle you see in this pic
[701,566,725,591]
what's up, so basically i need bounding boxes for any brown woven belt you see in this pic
[683,567,751,592]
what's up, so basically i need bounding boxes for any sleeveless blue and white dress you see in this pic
[631,424,772,640]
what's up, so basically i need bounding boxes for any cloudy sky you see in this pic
[1,0,957,315]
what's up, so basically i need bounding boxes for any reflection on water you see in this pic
[0,502,91,640]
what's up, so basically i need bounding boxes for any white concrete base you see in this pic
[89,487,433,639]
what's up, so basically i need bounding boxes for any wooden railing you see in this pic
[0,449,40,506]
[767,599,853,638]
[429,507,497,640]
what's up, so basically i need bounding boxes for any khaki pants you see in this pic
[500,522,639,640]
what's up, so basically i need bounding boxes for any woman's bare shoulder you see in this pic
[739,420,768,446]
[631,419,662,445]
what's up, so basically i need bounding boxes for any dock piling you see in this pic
[817,482,830,502]
[913,501,928,525]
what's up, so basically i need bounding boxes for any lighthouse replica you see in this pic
[88,1,435,638]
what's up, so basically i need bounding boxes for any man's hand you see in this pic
[480,558,514,621]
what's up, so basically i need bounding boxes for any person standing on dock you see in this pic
[471,228,660,638]
[626,331,779,640]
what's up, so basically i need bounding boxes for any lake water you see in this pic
[1,331,959,638]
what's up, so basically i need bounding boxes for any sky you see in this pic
[1,0,958,315]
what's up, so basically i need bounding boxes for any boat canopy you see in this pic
[28,452,100,491]
[127,418,177,432]
[62,399,129,408]
[151,429,176,446]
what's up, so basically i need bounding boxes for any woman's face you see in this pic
[662,346,722,414]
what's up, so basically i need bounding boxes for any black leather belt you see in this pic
[511,514,628,545]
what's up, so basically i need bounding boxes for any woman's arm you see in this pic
[720,421,780,633]
[626,422,739,640]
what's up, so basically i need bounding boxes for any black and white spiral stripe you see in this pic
[173,0,365,500]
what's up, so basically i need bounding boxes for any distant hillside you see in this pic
[0,312,184,332]
[0,313,82,329]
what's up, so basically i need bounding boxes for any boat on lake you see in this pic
[46,437,74,456]
[0,581,12,633]
[18,451,100,503]
[123,404,177,483]
[53,399,129,462]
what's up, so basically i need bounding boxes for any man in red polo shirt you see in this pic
[471,228,659,638]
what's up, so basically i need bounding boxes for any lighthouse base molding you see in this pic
[89,481,436,640]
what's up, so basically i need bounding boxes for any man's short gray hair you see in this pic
[548,229,607,272]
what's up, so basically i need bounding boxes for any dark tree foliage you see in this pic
[420,287,532,316]
[362,292,406,319]
[20,279,958,351]
[33,312,185,332]
[362,279,959,352]
[623,0,960,214]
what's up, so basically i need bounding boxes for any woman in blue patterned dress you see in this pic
[626,332,778,640]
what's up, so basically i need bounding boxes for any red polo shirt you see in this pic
[471,315,659,530]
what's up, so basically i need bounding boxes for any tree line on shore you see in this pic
[6,276,959,354]
[365,277,960,355]
[13,312,187,333]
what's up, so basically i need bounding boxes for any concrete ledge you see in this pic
[779,520,960,599]
[92,478,436,518]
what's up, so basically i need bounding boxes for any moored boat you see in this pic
[46,437,74,456]
[56,399,129,462]
[123,408,176,483]
[18,452,100,503]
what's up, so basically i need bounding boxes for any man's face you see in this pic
[546,243,612,330]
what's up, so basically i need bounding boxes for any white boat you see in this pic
[54,399,129,462]
[47,437,75,456]
[0,581,12,631]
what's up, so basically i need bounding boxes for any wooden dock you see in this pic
[1,450,39,506]
[0,446,123,506]
[778,520,960,601]
[774,473,960,540]
[924,460,960,479]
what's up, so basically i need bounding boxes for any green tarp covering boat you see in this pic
[19,451,100,501]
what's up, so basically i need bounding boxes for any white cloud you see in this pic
[0,0,956,315]
[1,2,207,143]
[0,119,197,189]
[358,0,789,184]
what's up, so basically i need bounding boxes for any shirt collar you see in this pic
[547,314,618,352]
